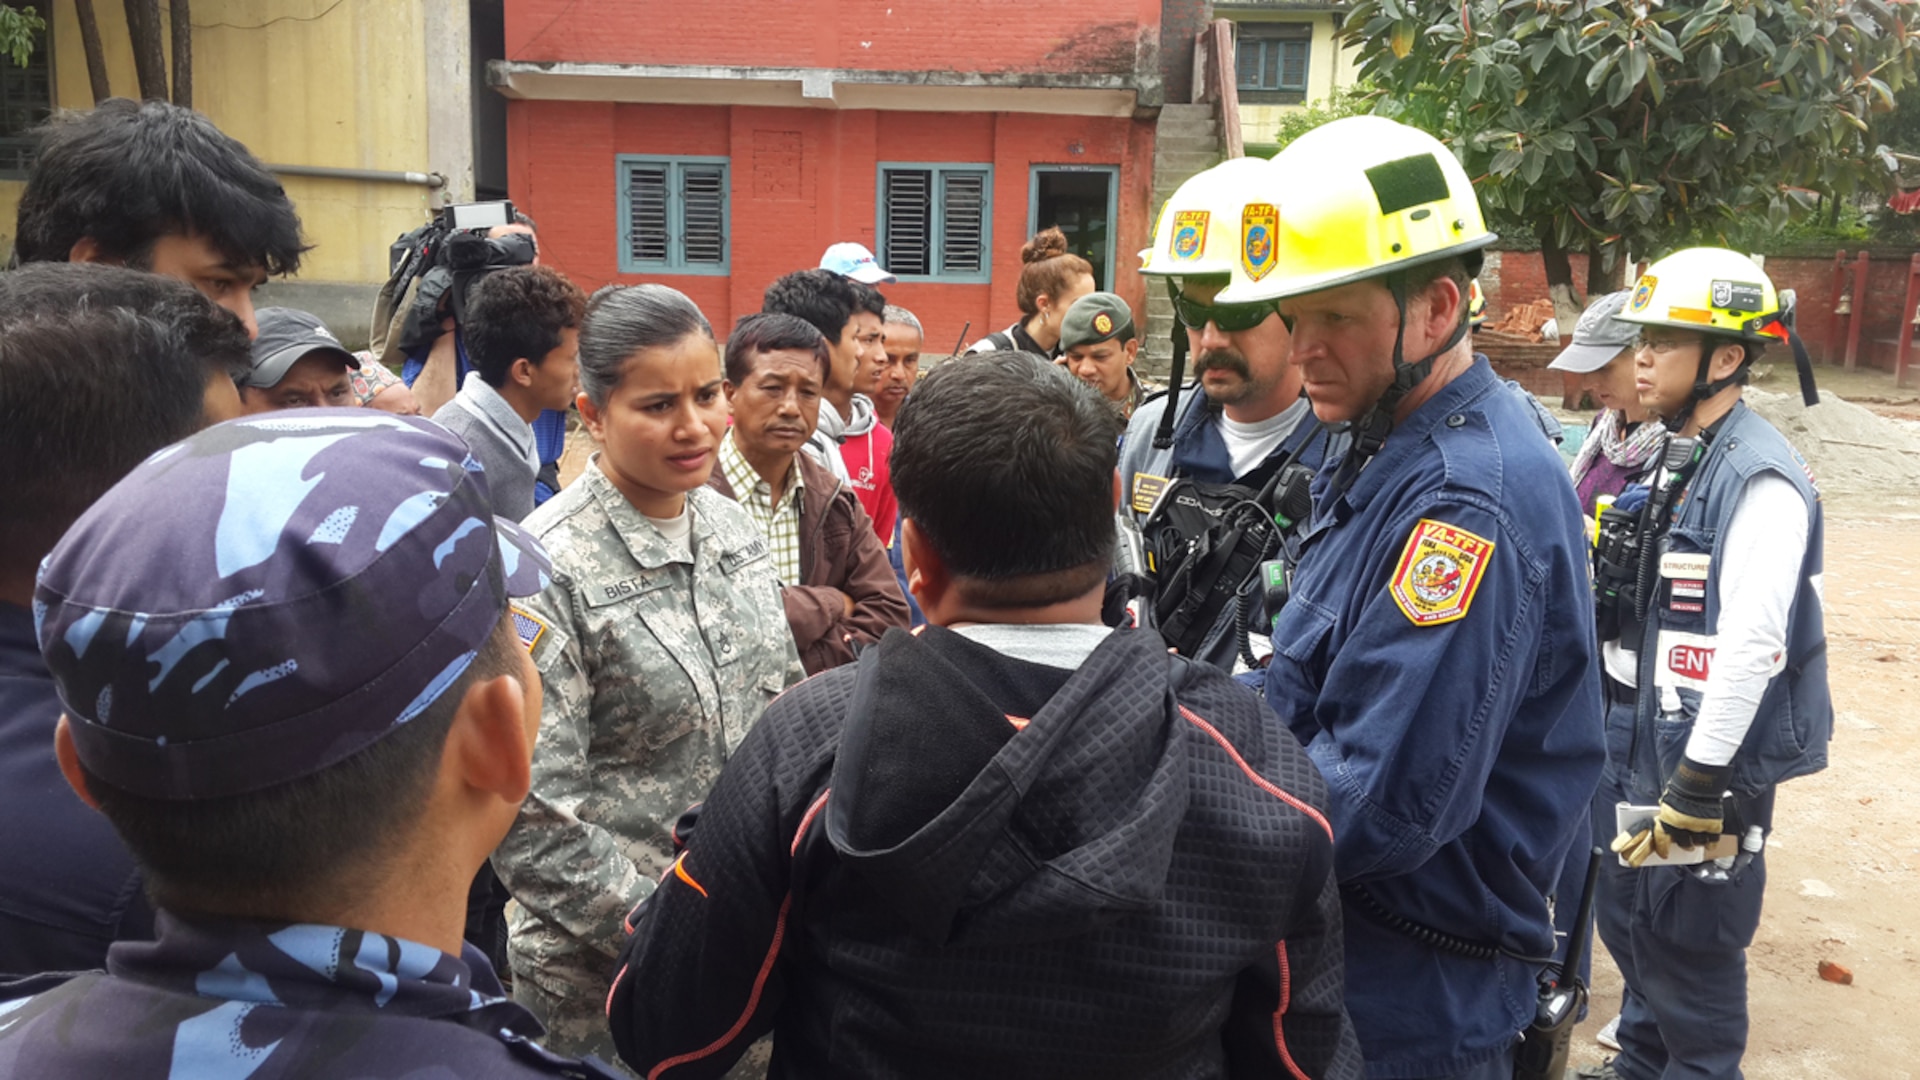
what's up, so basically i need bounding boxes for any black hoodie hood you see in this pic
[824,626,1191,947]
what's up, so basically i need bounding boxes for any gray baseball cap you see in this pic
[246,307,360,389]
[1548,290,1639,373]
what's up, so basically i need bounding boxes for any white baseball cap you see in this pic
[820,242,896,285]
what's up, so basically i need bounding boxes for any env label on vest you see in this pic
[1389,519,1494,627]
[1653,629,1786,691]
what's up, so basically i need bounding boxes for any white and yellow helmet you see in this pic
[1216,116,1495,304]
[1140,155,1277,279]
[1616,247,1788,342]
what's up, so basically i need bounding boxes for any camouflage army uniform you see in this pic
[494,460,803,1065]
[0,912,627,1077]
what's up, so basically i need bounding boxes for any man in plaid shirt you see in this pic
[708,313,909,674]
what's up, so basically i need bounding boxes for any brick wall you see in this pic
[1477,249,1593,327]
[1160,0,1210,102]
[505,0,1163,73]
[511,99,1156,354]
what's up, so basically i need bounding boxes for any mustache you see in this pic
[1194,348,1249,378]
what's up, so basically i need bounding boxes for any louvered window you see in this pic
[1236,34,1310,93]
[0,29,50,178]
[617,156,730,274]
[877,164,993,282]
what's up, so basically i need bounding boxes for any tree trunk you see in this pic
[1540,228,1582,344]
[1541,228,1586,409]
[1585,239,1627,297]
[169,0,191,107]
[73,0,111,103]
[122,0,168,101]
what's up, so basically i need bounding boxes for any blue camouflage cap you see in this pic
[34,410,552,801]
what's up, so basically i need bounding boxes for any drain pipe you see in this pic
[268,164,447,189]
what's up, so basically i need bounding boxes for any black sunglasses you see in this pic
[1173,292,1284,334]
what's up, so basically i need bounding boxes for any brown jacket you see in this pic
[707,449,910,674]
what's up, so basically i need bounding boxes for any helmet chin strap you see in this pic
[1327,276,1471,499]
[1661,339,1748,433]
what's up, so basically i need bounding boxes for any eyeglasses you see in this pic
[1174,292,1283,334]
[1632,333,1705,355]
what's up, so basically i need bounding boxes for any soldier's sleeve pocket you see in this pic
[759,671,787,702]
[639,712,699,753]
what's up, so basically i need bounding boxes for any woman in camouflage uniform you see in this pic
[493,285,803,1067]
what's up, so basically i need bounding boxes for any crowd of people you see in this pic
[0,97,1829,1080]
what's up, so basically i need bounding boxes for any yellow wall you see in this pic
[0,0,438,284]
[1234,13,1364,147]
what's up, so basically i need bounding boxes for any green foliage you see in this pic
[1345,0,1920,267]
[1682,199,1871,251]
[0,5,43,68]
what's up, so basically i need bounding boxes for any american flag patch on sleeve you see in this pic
[510,604,548,653]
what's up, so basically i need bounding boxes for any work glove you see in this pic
[1611,756,1732,868]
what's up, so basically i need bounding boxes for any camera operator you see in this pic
[374,205,570,507]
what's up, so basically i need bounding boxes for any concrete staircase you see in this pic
[1141,104,1224,376]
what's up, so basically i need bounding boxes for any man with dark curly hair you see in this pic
[435,266,588,521]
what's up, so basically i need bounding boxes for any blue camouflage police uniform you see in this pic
[1595,401,1829,1080]
[1119,388,1330,670]
[1263,356,1606,1078]
[0,411,621,1079]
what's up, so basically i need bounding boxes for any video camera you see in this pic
[380,200,537,358]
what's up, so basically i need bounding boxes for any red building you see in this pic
[491,0,1189,347]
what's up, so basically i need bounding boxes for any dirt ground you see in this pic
[1568,370,1920,1077]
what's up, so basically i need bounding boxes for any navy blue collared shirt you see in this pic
[0,602,151,977]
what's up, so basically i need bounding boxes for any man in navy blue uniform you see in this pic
[0,412,621,1079]
[1214,116,1606,1079]
[1119,156,1331,672]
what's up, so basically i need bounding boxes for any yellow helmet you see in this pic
[1216,116,1495,303]
[1140,156,1276,278]
[1616,247,1787,341]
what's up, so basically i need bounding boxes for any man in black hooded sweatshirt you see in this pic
[607,351,1362,1080]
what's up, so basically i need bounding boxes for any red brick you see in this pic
[505,0,1163,73]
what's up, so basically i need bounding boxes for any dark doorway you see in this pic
[471,0,509,200]
[1030,166,1118,291]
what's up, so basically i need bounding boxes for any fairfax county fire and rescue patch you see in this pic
[1389,519,1495,626]
[1630,276,1657,312]
[1241,203,1279,282]
[1171,210,1209,261]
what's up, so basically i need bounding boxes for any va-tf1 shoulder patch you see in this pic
[510,603,548,653]
[1389,519,1495,627]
